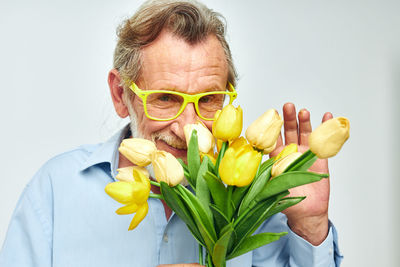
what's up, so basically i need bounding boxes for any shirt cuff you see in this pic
[288,220,343,267]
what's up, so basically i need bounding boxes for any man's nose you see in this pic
[170,103,200,140]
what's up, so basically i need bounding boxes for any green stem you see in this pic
[207,252,215,267]
[149,193,164,200]
[226,185,234,220]
[215,141,229,178]
[199,244,204,265]
[150,180,160,187]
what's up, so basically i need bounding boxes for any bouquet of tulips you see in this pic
[105,104,350,267]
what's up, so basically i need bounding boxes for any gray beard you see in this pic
[125,99,188,186]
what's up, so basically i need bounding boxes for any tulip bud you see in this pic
[309,117,350,159]
[219,137,262,187]
[275,143,298,161]
[271,152,302,177]
[245,109,283,153]
[152,150,184,186]
[212,104,243,141]
[119,138,157,166]
[184,122,215,154]
[116,166,149,182]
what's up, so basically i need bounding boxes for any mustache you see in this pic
[151,132,187,150]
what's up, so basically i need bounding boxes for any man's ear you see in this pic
[108,69,129,118]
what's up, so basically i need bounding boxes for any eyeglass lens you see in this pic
[145,92,229,120]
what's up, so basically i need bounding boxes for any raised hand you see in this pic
[270,103,333,245]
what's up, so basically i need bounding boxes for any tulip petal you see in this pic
[128,202,149,230]
[116,203,139,215]
[105,182,134,204]
[275,144,298,160]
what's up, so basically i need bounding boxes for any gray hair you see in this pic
[113,0,237,99]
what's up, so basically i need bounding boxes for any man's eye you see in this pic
[158,94,171,101]
[199,96,212,103]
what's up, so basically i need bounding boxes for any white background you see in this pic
[1,0,399,266]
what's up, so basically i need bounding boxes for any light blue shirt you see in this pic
[0,125,343,267]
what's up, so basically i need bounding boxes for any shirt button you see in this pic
[163,233,169,243]
[329,248,333,255]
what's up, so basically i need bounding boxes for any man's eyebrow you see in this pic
[153,85,226,92]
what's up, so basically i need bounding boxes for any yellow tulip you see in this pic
[152,150,184,186]
[119,138,157,166]
[115,166,149,182]
[275,143,298,161]
[212,104,243,141]
[216,139,223,152]
[105,168,151,230]
[245,109,283,153]
[184,121,215,153]
[201,150,217,165]
[271,152,302,177]
[219,137,262,187]
[308,117,350,159]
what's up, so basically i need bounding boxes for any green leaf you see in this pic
[177,158,193,188]
[160,182,204,247]
[177,158,189,172]
[259,157,275,175]
[203,171,227,212]
[212,224,234,267]
[238,166,272,216]
[256,171,329,202]
[196,157,213,219]
[265,196,305,218]
[285,149,317,172]
[233,191,289,247]
[215,141,228,177]
[177,185,217,253]
[187,130,201,188]
[209,204,230,236]
[231,185,250,211]
[202,154,216,174]
[227,232,287,260]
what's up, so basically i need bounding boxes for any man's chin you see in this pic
[155,139,187,161]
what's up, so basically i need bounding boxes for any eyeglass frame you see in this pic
[128,82,237,121]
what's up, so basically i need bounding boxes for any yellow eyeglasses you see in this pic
[129,82,237,121]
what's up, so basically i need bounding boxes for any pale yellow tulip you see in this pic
[116,166,149,182]
[245,109,283,153]
[271,152,302,177]
[119,138,157,166]
[184,121,215,153]
[152,150,184,186]
[309,117,350,159]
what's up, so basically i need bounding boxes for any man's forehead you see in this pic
[138,31,228,92]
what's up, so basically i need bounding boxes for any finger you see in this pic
[298,108,312,146]
[322,112,333,123]
[283,103,298,145]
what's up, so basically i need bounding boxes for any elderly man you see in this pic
[0,0,342,266]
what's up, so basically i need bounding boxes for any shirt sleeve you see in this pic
[0,168,53,267]
[252,213,343,267]
[288,220,343,267]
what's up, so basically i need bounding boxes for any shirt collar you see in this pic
[79,124,131,179]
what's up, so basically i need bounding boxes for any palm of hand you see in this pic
[269,103,332,222]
